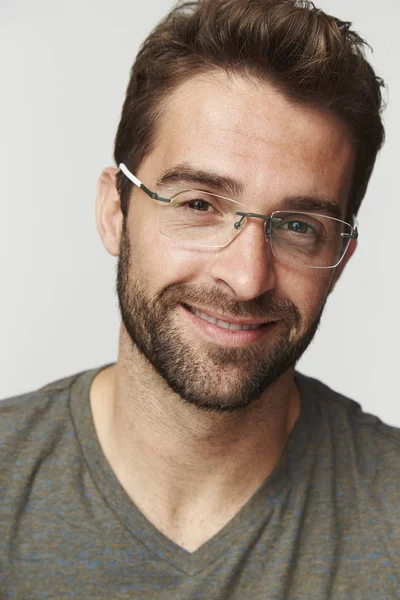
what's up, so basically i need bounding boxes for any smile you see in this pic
[187,306,263,331]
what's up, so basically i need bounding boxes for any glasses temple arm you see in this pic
[118,163,170,203]
[341,215,359,240]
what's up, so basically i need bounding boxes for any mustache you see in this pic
[158,283,301,326]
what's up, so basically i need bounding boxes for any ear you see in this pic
[95,167,124,257]
[328,237,358,295]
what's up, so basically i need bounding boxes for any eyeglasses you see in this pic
[119,163,358,269]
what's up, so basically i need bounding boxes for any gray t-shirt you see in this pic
[1,365,399,599]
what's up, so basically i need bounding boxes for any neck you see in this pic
[90,327,301,551]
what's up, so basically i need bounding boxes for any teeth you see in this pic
[190,307,261,331]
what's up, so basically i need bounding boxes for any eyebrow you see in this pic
[156,165,244,198]
[278,196,344,220]
[156,165,344,220]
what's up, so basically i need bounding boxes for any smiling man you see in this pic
[1,0,399,598]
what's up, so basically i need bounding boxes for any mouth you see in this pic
[183,304,272,331]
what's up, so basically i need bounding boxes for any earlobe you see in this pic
[95,167,123,257]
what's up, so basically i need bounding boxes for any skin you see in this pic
[93,71,356,552]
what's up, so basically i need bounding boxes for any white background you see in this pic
[1,0,399,425]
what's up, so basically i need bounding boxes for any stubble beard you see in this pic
[116,225,324,413]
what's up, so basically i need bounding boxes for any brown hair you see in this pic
[114,0,385,222]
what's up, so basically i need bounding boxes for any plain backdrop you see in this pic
[1,0,399,425]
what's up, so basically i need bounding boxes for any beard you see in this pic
[116,223,324,413]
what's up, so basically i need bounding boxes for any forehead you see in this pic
[140,71,355,210]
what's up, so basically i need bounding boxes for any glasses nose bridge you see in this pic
[234,211,273,241]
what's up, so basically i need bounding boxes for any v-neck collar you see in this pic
[70,365,316,575]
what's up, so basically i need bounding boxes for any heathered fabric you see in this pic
[0,365,400,599]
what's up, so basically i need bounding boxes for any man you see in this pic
[1,0,398,598]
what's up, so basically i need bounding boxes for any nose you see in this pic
[209,217,277,301]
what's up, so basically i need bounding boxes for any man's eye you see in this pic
[280,220,316,234]
[187,199,214,212]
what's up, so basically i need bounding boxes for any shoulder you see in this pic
[296,371,400,479]
[0,370,81,424]
[0,367,100,464]
[297,371,400,439]
[295,373,400,560]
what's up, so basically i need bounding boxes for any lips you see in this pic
[186,305,265,331]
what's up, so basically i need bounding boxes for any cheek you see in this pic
[277,264,333,323]
[128,220,210,293]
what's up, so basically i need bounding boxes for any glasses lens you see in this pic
[270,212,352,268]
[158,190,244,247]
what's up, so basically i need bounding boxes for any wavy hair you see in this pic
[114,0,385,221]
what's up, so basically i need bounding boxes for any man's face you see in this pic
[115,72,355,412]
